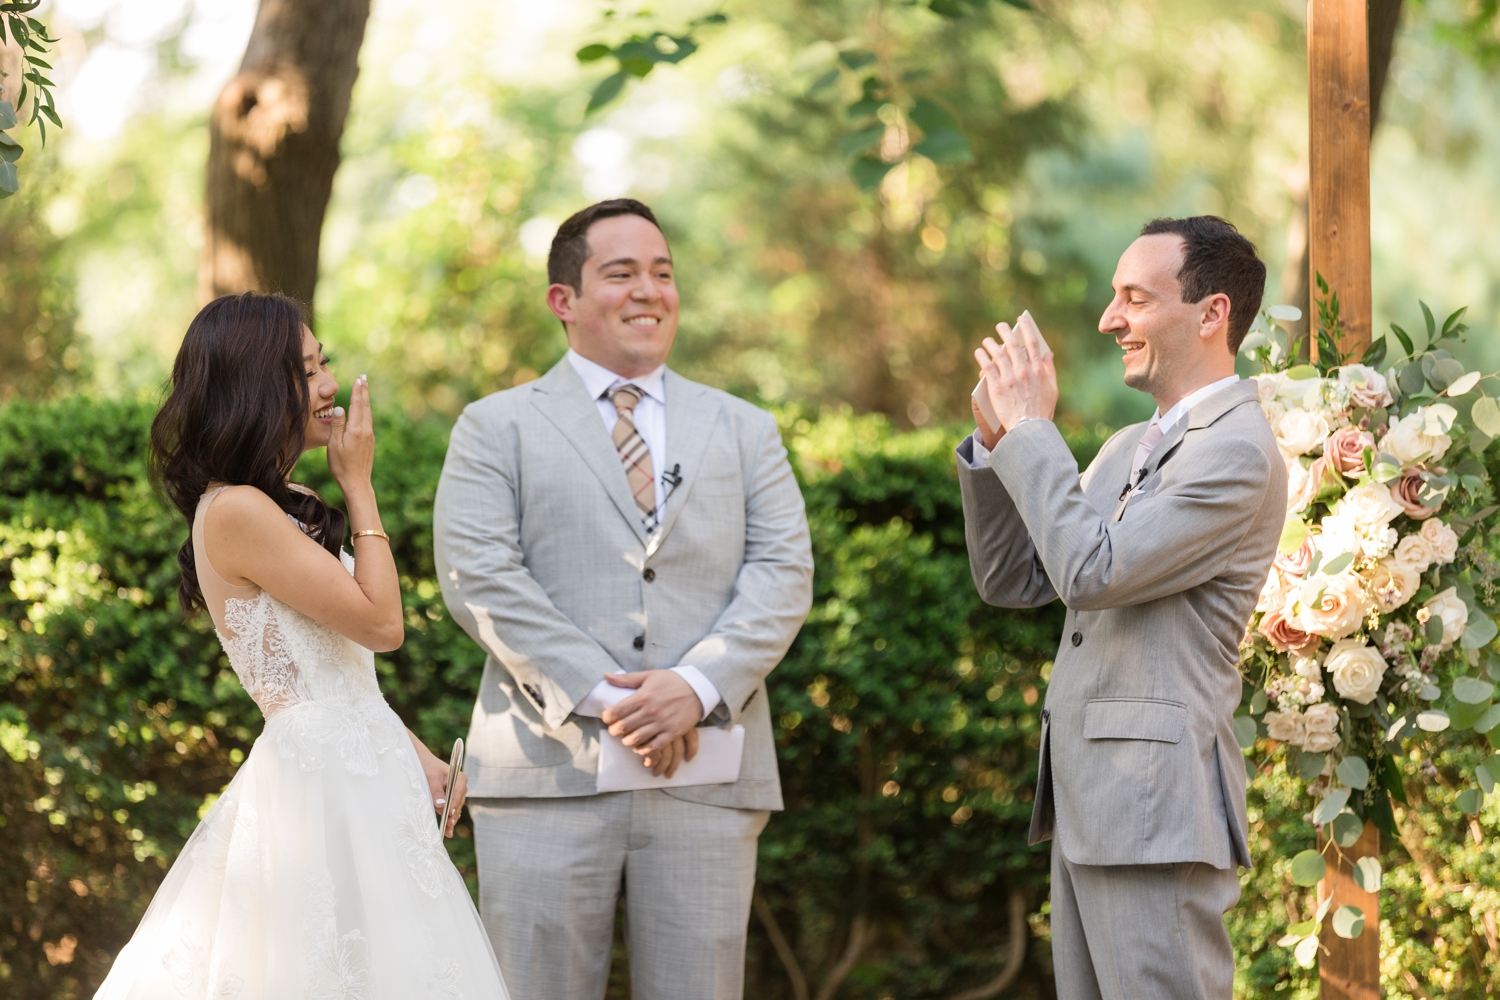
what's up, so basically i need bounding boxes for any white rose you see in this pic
[1262,400,1287,427]
[1255,374,1283,402]
[1337,364,1394,409]
[1285,458,1310,512]
[1368,559,1420,613]
[1324,639,1388,704]
[1264,709,1307,745]
[1316,512,1361,560]
[1393,533,1435,575]
[1380,409,1452,465]
[1303,701,1341,732]
[1419,518,1458,564]
[1257,567,1291,613]
[1421,587,1468,651]
[1337,482,1405,531]
[1290,571,1368,640]
[1302,729,1341,753]
[1276,407,1331,457]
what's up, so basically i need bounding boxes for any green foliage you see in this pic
[576,12,728,114]
[0,168,83,402]
[0,1,62,197]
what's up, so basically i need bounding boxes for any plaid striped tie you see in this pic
[609,385,656,526]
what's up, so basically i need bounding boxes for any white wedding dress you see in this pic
[94,487,509,999]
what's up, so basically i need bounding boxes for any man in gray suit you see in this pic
[433,199,813,999]
[958,217,1285,998]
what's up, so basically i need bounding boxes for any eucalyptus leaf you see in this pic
[1473,703,1500,734]
[1278,518,1308,555]
[1294,934,1320,968]
[1250,688,1268,715]
[1335,756,1370,790]
[1418,683,1442,701]
[1430,357,1465,391]
[1398,362,1426,396]
[1290,848,1327,886]
[1447,699,1488,731]
[1372,461,1401,483]
[1426,617,1445,645]
[1331,905,1366,939]
[1457,788,1484,814]
[1312,787,1351,826]
[1416,710,1451,732]
[1353,856,1382,893]
[1483,754,1500,782]
[1297,750,1327,782]
[0,100,17,129]
[911,128,973,164]
[1321,552,1353,576]
[0,159,17,196]
[1461,614,1497,650]
[1286,364,1319,380]
[1269,304,1303,322]
[1232,714,1257,749]
[1472,396,1500,438]
[1452,676,1497,704]
[1478,764,1495,795]
[1331,810,1363,847]
[1447,371,1482,396]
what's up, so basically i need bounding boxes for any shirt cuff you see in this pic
[969,430,992,469]
[572,674,630,718]
[671,665,722,721]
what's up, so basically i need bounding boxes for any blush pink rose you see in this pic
[1391,469,1439,519]
[1325,427,1375,477]
[1258,606,1320,655]
[1275,536,1314,577]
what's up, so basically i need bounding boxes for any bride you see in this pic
[94,293,508,999]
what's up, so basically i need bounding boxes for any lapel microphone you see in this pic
[662,464,683,489]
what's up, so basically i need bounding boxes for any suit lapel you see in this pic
[1144,380,1260,479]
[645,371,723,559]
[529,361,651,547]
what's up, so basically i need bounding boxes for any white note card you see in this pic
[595,725,745,793]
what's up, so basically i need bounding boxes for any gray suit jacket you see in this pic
[434,359,813,811]
[957,380,1284,869]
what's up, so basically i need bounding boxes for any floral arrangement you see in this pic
[1236,296,1500,966]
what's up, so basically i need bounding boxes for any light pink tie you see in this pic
[1129,418,1165,485]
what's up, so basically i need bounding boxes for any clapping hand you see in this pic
[974,311,1058,434]
[328,374,376,494]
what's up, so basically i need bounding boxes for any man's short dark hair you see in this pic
[1138,216,1266,353]
[547,199,665,293]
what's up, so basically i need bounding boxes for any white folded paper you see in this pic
[595,725,744,793]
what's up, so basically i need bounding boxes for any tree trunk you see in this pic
[199,0,372,314]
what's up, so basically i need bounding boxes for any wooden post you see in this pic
[1316,822,1380,999]
[1307,1,1379,995]
[1307,0,1372,361]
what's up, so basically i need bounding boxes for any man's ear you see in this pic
[1199,292,1232,344]
[546,283,577,326]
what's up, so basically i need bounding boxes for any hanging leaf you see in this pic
[1294,934,1321,968]
[1420,300,1437,341]
[1453,676,1497,704]
[1297,750,1327,782]
[1331,905,1366,939]
[0,159,17,197]
[1331,811,1363,847]
[1353,856,1382,892]
[1335,756,1370,790]
[0,130,21,163]
[911,128,973,164]
[837,124,886,158]
[585,71,628,114]
[1472,396,1500,438]
[850,155,895,192]
[909,97,958,134]
[1457,788,1484,814]
[0,100,17,130]
[1416,710,1451,732]
[1269,304,1303,322]
[1446,371,1482,396]
[1389,322,1414,357]
[1232,714,1257,749]
[839,49,877,69]
[1312,787,1351,825]
[1250,688,1268,715]
[1290,849,1327,886]
[1473,704,1500,734]
[576,43,612,62]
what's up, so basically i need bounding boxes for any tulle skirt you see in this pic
[93,717,508,999]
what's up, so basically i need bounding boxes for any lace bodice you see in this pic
[195,488,403,775]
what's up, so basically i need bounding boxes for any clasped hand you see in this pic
[600,670,701,778]
[972,311,1059,450]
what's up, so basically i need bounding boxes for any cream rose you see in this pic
[1393,533,1435,575]
[1324,639,1388,704]
[1275,536,1314,577]
[1303,701,1341,732]
[1419,518,1458,564]
[1302,729,1341,753]
[1381,409,1453,465]
[1276,407,1331,457]
[1291,571,1368,640]
[1325,427,1375,477]
[1257,568,1291,613]
[1421,587,1468,651]
[1264,709,1307,745]
[1391,469,1440,519]
[1337,364,1394,409]
[1290,457,1335,513]
[1367,559,1420,613]
[1337,482,1405,531]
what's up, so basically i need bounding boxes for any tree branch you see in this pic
[753,887,810,1000]
[814,913,870,1000]
[948,889,1029,1000]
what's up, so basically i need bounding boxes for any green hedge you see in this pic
[4,398,1496,999]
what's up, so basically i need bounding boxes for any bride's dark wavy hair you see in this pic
[150,292,346,614]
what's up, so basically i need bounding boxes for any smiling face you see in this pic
[545,213,679,377]
[299,325,340,452]
[1098,233,1231,410]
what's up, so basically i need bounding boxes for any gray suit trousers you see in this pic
[1050,837,1240,1000]
[470,791,768,1000]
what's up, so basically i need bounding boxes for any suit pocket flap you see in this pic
[1083,699,1186,743]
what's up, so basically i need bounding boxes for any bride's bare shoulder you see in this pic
[204,485,299,538]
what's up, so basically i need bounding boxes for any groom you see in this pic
[958,217,1285,998]
[433,198,813,999]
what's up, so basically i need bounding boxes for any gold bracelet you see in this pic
[351,529,390,542]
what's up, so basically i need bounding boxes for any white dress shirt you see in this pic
[564,349,722,722]
[967,374,1242,469]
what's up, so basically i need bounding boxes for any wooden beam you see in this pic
[1307,0,1372,358]
[1316,821,1380,1000]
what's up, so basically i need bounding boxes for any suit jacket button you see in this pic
[1070,631,1083,647]
[643,568,656,582]
[633,635,645,650]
